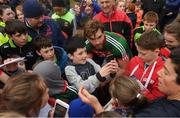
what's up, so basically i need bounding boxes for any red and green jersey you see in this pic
[85,31,133,60]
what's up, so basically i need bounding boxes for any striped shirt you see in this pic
[86,31,132,61]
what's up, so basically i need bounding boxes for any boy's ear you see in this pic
[36,50,42,56]
[154,48,160,54]
[68,53,73,60]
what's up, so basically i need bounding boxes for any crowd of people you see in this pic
[0,0,179,117]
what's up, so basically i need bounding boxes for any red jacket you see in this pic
[125,56,165,100]
[93,10,133,47]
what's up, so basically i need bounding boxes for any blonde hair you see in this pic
[109,76,147,108]
[0,111,26,118]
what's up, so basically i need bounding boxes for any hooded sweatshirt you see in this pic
[65,58,105,93]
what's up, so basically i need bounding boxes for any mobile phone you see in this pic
[53,99,69,117]
[106,54,116,78]
[106,54,115,63]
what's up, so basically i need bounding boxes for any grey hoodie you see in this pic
[65,58,106,93]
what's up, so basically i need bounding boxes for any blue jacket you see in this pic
[53,46,68,73]
[135,97,180,117]
[25,16,65,47]
[36,46,68,73]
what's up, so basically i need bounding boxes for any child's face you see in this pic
[136,44,159,64]
[84,5,93,15]
[38,46,55,61]
[73,4,80,15]
[28,15,44,28]
[16,9,24,22]
[1,8,15,22]
[11,32,28,47]
[69,47,87,64]
[144,21,156,32]
[116,1,126,12]
[53,6,66,16]
[164,32,179,49]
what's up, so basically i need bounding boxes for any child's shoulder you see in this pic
[86,58,96,64]
[133,26,144,33]
[129,56,144,66]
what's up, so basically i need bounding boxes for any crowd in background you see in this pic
[0,0,179,117]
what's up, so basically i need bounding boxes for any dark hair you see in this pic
[52,0,70,9]
[84,19,104,39]
[1,72,47,117]
[78,16,91,28]
[33,35,53,52]
[164,22,180,42]
[169,46,180,85]
[136,31,164,50]
[94,111,122,117]
[4,19,27,36]
[65,37,86,54]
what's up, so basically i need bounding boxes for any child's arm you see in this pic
[0,70,9,84]
[65,59,118,93]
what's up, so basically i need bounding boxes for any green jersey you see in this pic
[86,31,133,60]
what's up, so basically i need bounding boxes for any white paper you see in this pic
[0,57,26,68]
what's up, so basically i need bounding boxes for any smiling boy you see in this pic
[65,37,119,93]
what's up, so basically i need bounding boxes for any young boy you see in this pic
[125,31,165,100]
[51,0,74,40]
[34,35,68,73]
[65,37,119,93]
[132,11,160,56]
[163,21,180,50]
[65,37,119,106]
[0,19,38,70]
